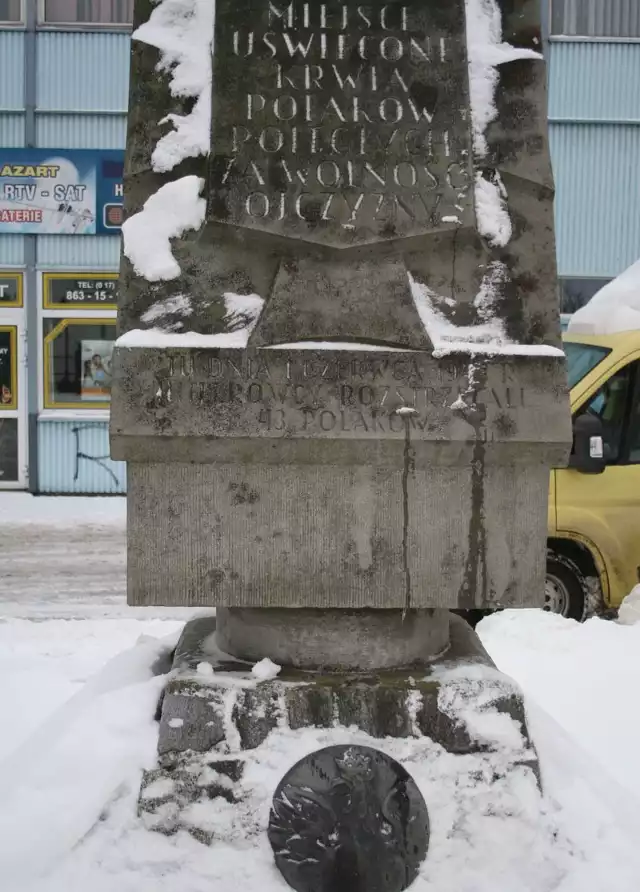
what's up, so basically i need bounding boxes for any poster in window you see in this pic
[0,327,17,410]
[80,340,113,401]
[0,418,18,483]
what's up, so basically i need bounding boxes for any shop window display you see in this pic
[43,318,116,409]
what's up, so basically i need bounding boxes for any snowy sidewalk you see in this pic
[0,494,129,617]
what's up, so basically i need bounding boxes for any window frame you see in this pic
[36,0,133,31]
[559,277,612,316]
[549,0,640,42]
[43,272,118,311]
[42,316,117,411]
[0,0,25,27]
[624,362,640,466]
[0,325,18,411]
[39,270,117,416]
[0,272,24,309]
[575,360,639,467]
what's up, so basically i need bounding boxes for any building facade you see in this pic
[547,0,640,313]
[0,0,638,493]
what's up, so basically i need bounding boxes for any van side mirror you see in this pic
[569,414,606,474]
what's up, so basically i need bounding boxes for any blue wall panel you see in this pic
[38,420,126,494]
[0,236,25,267]
[550,122,640,278]
[0,113,25,147]
[549,42,640,122]
[36,32,131,112]
[36,114,127,149]
[551,0,640,38]
[37,235,121,269]
[0,31,25,110]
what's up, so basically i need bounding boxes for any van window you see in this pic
[565,342,611,389]
[580,365,633,463]
[629,380,640,464]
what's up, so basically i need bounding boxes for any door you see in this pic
[556,358,640,606]
[0,319,26,489]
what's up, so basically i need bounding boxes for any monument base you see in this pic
[139,613,540,876]
[216,607,451,671]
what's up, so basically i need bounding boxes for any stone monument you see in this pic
[111,0,571,885]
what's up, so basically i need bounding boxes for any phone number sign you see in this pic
[43,273,119,309]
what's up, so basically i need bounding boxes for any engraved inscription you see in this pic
[209,0,472,243]
[142,350,532,442]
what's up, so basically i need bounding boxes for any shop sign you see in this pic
[0,150,123,235]
[0,273,23,308]
[43,273,118,309]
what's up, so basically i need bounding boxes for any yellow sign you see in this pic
[0,164,59,178]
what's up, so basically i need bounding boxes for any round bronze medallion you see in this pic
[268,745,429,892]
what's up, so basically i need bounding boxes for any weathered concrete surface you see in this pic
[112,345,568,610]
[122,453,554,609]
[216,607,451,669]
[112,0,572,610]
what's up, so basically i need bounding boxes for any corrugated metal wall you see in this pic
[36,32,131,111]
[0,31,25,158]
[0,236,25,267]
[37,235,121,268]
[0,31,25,110]
[31,32,127,279]
[550,123,640,277]
[551,0,640,37]
[38,420,126,494]
[36,114,128,149]
[548,41,640,278]
[0,114,25,147]
[549,42,640,121]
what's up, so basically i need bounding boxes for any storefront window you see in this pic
[551,0,640,38]
[558,277,610,314]
[0,418,18,482]
[0,327,17,411]
[43,318,116,409]
[0,273,23,309]
[0,0,22,23]
[41,0,132,24]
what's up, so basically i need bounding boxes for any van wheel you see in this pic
[545,552,587,620]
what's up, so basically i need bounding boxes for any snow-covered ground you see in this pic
[1,494,639,890]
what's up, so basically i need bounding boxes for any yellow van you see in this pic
[547,330,640,618]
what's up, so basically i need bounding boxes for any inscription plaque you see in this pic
[209,0,473,246]
[111,347,567,446]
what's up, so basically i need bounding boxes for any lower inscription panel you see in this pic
[111,347,568,445]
